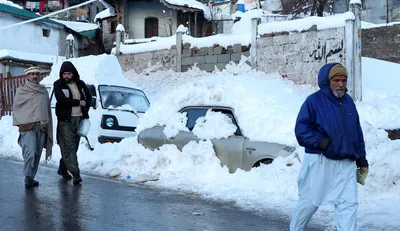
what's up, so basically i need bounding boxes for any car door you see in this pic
[210,108,245,173]
[168,107,245,173]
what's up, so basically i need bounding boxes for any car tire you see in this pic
[253,158,273,168]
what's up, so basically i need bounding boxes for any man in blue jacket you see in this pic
[290,63,369,231]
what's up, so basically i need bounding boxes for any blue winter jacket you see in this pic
[294,63,368,167]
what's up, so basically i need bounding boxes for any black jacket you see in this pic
[54,61,92,121]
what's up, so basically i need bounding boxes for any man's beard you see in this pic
[331,88,345,98]
[28,78,39,84]
[64,78,73,83]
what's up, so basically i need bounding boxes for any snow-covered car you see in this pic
[137,105,295,173]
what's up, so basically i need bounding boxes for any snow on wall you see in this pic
[118,48,177,73]
[257,27,346,85]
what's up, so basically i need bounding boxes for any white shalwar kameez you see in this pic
[290,153,358,231]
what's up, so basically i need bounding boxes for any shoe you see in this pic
[25,177,39,188]
[58,169,72,180]
[73,175,82,185]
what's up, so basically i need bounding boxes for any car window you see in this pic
[181,107,242,136]
[87,84,97,97]
[98,85,150,112]
[212,109,242,136]
[182,108,208,131]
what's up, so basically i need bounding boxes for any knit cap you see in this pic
[329,64,347,80]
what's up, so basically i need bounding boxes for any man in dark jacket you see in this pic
[290,63,369,231]
[54,61,92,184]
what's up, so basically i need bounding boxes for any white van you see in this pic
[42,54,150,147]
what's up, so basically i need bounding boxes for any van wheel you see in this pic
[253,159,273,168]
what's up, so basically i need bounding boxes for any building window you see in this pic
[110,21,117,34]
[42,29,50,37]
[145,17,158,38]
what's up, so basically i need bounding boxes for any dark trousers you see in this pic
[57,117,82,177]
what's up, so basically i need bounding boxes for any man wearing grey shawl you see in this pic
[12,66,53,188]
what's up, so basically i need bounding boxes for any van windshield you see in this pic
[99,85,150,113]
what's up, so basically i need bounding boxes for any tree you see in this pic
[311,0,329,16]
[282,0,334,18]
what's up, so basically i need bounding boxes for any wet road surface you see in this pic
[0,158,324,231]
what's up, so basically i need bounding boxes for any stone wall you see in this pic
[362,24,400,63]
[102,19,117,53]
[257,27,346,85]
[117,44,250,74]
[181,44,250,72]
[118,48,176,73]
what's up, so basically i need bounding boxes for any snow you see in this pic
[66,34,74,40]
[262,0,282,11]
[231,9,263,34]
[52,19,99,32]
[2,6,400,231]
[41,54,138,89]
[0,49,65,64]
[350,0,362,5]
[95,7,116,21]
[164,0,211,21]
[114,33,251,54]
[2,55,400,230]
[192,110,237,140]
[258,12,355,34]
[0,0,22,9]
[362,20,400,29]
[116,24,125,32]
[176,24,188,33]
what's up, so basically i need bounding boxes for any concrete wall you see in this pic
[257,27,346,85]
[127,1,178,39]
[181,44,250,72]
[0,13,66,56]
[118,48,176,73]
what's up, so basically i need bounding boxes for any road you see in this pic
[0,158,324,231]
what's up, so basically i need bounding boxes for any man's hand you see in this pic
[80,100,86,107]
[40,121,47,132]
[357,166,369,185]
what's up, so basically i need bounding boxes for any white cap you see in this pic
[24,66,41,75]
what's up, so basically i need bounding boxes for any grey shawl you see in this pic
[12,80,53,159]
